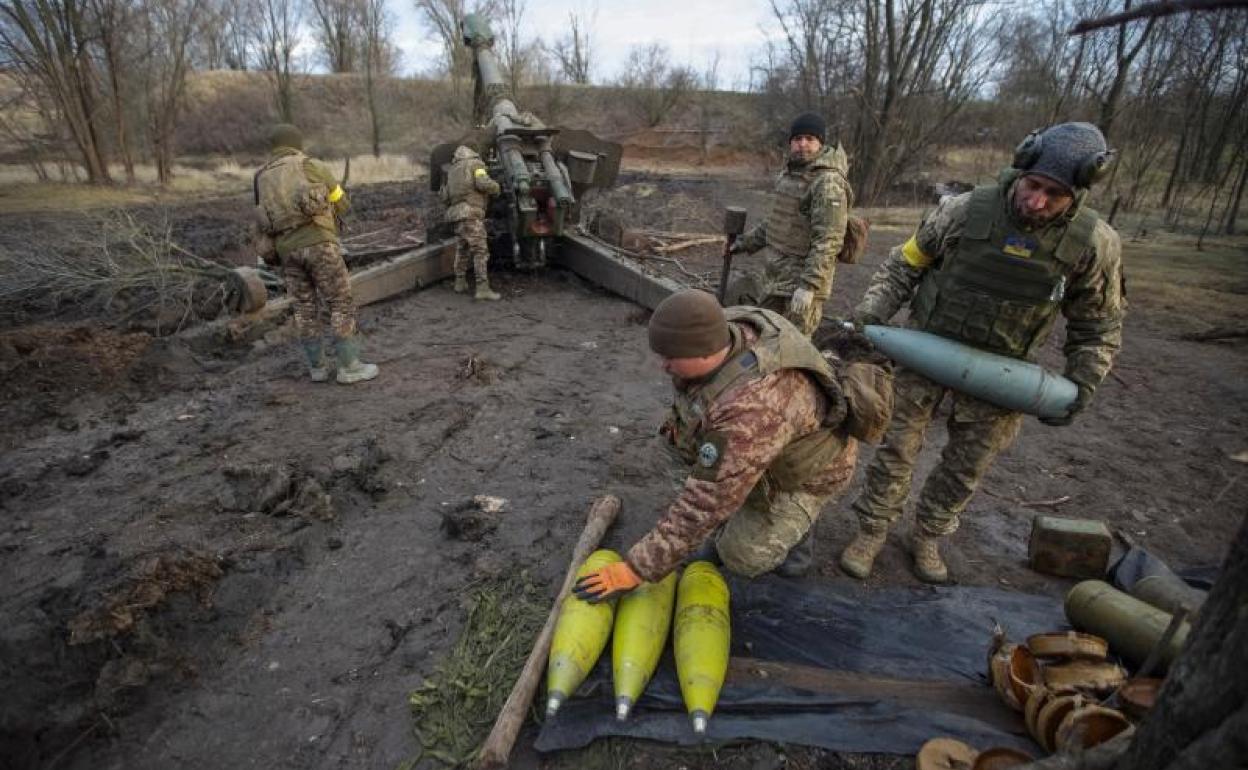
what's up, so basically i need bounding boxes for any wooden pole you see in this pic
[474,494,621,769]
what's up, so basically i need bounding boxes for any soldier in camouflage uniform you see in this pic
[254,123,378,384]
[728,113,852,336]
[442,145,502,301]
[573,290,860,602]
[841,123,1126,583]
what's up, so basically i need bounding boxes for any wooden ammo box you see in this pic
[1028,516,1113,579]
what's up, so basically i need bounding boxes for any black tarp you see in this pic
[536,575,1066,755]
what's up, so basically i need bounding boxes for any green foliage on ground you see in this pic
[402,577,547,768]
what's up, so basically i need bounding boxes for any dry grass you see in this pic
[1120,229,1248,333]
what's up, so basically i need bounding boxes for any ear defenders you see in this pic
[1012,127,1115,189]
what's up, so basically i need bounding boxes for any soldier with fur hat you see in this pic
[254,123,378,384]
[841,122,1126,584]
[727,112,854,335]
[573,289,863,603]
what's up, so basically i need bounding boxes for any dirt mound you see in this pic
[0,324,151,401]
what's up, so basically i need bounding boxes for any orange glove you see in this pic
[572,561,643,603]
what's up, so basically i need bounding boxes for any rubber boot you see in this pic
[911,532,949,584]
[301,340,330,383]
[453,274,469,293]
[775,529,814,578]
[333,336,379,384]
[474,281,501,301]
[839,527,887,580]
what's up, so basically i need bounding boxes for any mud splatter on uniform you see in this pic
[627,309,859,581]
[852,176,1125,536]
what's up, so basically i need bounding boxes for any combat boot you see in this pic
[839,528,887,580]
[474,281,501,301]
[911,532,949,584]
[453,274,469,293]
[333,336,380,384]
[775,529,814,578]
[301,340,330,383]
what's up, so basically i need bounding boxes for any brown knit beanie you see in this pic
[648,290,730,358]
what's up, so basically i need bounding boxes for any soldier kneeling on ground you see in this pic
[253,123,379,384]
[573,290,893,603]
[442,145,502,301]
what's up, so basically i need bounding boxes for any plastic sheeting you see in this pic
[536,575,1065,755]
[1108,546,1218,592]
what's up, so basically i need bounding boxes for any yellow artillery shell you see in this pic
[545,549,621,717]
[673,561,730,735]
[612,570,678,720]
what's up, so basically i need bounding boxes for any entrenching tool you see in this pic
[545,548,622,717]
[673,561,730,735]
[718,207,747,304]
[612,570,678,720]
[475,495,619,769]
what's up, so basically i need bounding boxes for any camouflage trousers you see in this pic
[726,270,825,336]
[454,218,490,283]
[852,368,1024,537]
[713,443,858,577]
[282,240,357,339]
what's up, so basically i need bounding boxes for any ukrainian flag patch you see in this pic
[1003,234,1036,258]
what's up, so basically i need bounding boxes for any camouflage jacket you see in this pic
[442,146,500,222]
[254,147,350,258]
[856,184,1126,395]
[735,143,851,299]
[626,323,859,582]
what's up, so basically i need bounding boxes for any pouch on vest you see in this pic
[840,361,893,444]
[837,215,869,264]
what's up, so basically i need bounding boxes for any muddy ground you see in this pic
[1,172,1246,770]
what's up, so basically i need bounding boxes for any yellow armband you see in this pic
[473,168,488,178]
[901,235,932,268]
[327,185,345,203]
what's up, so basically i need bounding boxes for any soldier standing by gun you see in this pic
[254,123,379,384]
[443,145,503,301]
[727,113,853,335]
[840,123,1126,583]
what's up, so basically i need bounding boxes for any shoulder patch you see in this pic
[690,431,728,481]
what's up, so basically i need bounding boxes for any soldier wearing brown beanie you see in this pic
[574,290,861,603]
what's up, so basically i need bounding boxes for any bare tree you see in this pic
[88,0,137,182]
[616,42,695,128]
[256,0,303,121]
[497,0,527,95]
[310,0,360,72]
[360,0,396,156]
[0,0,114,182]
[137,0,202,185]
[550,2,593,84]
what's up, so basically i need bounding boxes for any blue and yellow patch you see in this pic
[1002,234,1037,258]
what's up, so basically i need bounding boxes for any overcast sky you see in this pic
[390,0,780,90]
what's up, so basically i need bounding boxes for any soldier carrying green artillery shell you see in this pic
[840,122,1127,584]
[253,123,379,384]
[575,290,892,603]
[725,112,853,336]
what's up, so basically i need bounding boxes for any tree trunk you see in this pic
[1113,511,1248,770]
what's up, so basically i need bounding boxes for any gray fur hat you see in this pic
[1015,122,1110,192]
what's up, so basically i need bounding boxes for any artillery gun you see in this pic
[429,13,622,268]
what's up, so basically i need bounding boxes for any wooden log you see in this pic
[474,495,621,769]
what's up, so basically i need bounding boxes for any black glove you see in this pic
[850,312,883,332]
[1040,385,1093,427]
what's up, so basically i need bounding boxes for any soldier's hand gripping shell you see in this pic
[1039,384,1093,427]
[573,561,643,603]
[789,287,814,320]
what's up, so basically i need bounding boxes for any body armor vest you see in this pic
[668,308,848,492]
[255,152,317,234]
[444,153,490,221]
[910,181,1098,358]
